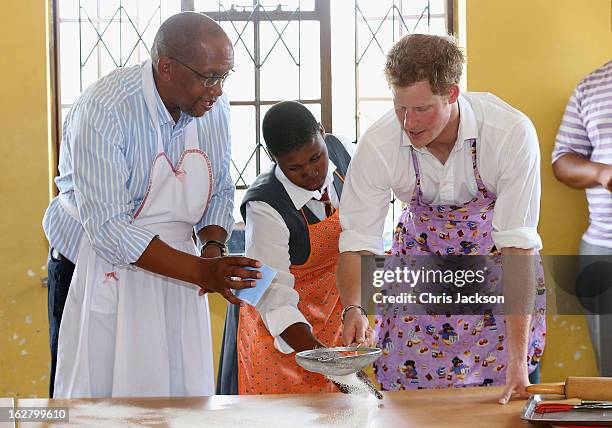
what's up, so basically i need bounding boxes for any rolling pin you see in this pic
[526,377,612,401]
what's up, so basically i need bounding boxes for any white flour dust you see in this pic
[48,395,381,428]
[313,393,381,427]
[50,403,161,428]
[326,373,373,396]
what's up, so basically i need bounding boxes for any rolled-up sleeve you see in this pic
[339,134,392,255]
[491,118,543,250]
[196,94,235,237]
[552,88,592,163]
[245,201,310,354]
[72,100,156,267]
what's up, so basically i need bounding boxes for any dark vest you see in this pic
[240,134,352,266]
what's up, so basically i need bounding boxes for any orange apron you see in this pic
[237,208,343,394]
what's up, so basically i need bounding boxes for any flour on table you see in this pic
[48,395,381,428]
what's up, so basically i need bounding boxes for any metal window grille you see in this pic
[52,0,183,161]
[51,0,453,251]
[184,1,332,190]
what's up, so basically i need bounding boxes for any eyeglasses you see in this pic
[169,56,233,88]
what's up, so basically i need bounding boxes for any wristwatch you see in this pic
[202,239,228,256]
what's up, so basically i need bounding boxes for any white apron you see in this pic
[54,61,215,398]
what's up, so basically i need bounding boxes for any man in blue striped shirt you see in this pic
[43,12,260,398]
[552,60,612,376]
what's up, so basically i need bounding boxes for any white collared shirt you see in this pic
[244,138,355,354]
[339,92,543,255]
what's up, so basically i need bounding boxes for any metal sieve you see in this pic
[295,346,382,376]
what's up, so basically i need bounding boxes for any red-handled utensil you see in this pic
[535,402,612,414]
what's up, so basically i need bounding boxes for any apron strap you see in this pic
[141,60,165,154]
[142,60,200,154]
[331,170,345,201]
[468,139,487,191]
[184,120,199,150]
[409,146,423,203]
[299,206,320,225]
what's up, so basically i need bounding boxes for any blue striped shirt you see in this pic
[43,61,235,266]
[552,61,612,247]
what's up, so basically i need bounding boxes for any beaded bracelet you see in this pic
[340,304,367,323]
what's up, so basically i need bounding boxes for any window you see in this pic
[52,0,454,251]
[54,0,182,130]
[187,0,332,226]
[50,0,184,197]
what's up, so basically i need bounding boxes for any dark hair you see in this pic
[384,33,464,95]
[262,101,320,157]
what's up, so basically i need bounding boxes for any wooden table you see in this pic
[16,387,545,427]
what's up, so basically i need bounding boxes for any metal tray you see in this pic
[522,394,612,426]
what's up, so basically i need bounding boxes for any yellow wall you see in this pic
[466,0,612,381]
[0,1,54,396]
[2,0,611,397]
